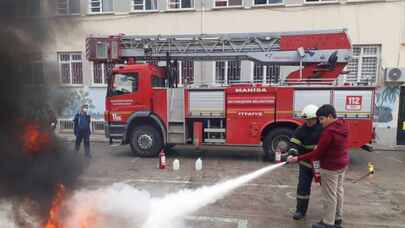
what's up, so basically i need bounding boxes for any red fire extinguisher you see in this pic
[159,150,166,170]
[313,160,321,184]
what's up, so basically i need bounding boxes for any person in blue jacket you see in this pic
[73,104,92,158]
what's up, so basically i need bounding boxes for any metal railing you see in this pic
[57,118,105,134]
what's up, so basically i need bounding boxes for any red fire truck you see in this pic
[86,29,374,160]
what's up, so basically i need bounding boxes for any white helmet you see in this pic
[301,104,318,119]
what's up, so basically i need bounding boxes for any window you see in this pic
[58,52,83,85]
[21,0,41,17]
[21,53,44,85]
[112,74,139,96]
[0,1,18,17]
[132,0,158,11]
[93,63,114,85]
[253,63,280,84]
[89,0,113,13]
[181,60,194,84]
[304,0,337,3]
[168,0,194,9]
[216,61,226,84]
[228,60,241,83]
[254,0,283,6]
[152,76,166,88]
[57,0,80,15]
[215,61,241,84]
[345,45,380,84]
[215,0,242,7]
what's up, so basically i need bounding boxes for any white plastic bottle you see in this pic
[173,159,180,170]
[195,158,202,171]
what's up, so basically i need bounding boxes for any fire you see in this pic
[42,184,97,228]
[43,184,65,228]
[22,122,51,154]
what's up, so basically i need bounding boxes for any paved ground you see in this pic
[67,141,405,228]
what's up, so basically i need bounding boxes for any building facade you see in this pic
[12,0,405,144]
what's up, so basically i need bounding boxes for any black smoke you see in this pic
[0,0,85,223]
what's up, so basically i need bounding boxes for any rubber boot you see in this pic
[293,199,309,220]
[335,219,343,228]
[312,221,335,228]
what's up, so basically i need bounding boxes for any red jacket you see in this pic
[298,119,349,171]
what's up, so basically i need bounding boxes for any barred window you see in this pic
[215,0,242,7]
[132,0,158,11]
[254,0,283,6]
[215,61,241,84]
[22,53,44,85]
[58,52,83,85]
[345,45,380,84]
[254,62,280,84]
[169,0,194,9]
[89,0,113,13]
[93,63,114,85]
[215,61,226,84]
[181,60,194,84]
[228,60,241,83]
[57,0,80,15]
[304,0,337,3]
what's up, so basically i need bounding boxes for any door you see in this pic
[107,72,146,138]
[397,86,405,145]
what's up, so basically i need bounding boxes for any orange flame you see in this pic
[23,123,51,154]
[43,184,65,228]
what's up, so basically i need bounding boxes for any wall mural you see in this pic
[49,87,100,119]
[374,85,400,128]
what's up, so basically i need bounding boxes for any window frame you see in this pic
[131,0,159,12]
[253,62,280,84]
[180,60,194,85]
[152,75,166,88]
[344,44,381,85]
[56,0,81,16]
[215,60,241,85]
[58,52,83,86]
[303,0,338,5]
[167,0,195,10]
[110,73,139,97]
[214,0,243,9]
[88,0,113,14]
[92,62,114,87]
[252,0,284,7]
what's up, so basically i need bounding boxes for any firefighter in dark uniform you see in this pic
[288,104,323,220]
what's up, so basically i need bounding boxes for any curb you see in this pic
[56,134,405,152]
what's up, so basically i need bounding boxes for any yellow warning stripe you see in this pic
[290,137,302,145]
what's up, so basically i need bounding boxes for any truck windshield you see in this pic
[110,73,138,96]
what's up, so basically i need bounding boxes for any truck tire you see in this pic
[263,127,294,162]
[129,125,163,157]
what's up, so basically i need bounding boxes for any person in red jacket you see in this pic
[288,104,348,228]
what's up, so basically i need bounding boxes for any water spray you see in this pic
[142,162,287,228]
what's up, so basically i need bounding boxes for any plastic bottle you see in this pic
[173,159,180,171]
[195,158,202,171]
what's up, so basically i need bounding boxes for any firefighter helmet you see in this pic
[301,104,318,119]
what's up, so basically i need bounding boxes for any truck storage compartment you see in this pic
[189,90,225,117]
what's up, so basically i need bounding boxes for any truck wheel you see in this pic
[129,125,163,157]
[263,127,294,162]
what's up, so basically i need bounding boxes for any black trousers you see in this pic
[75,131,90,156]
[296,164,314,214]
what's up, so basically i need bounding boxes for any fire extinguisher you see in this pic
[313,160,321,184]
[159,150,166,170]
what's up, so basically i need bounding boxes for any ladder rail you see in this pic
[86,29,352,64]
